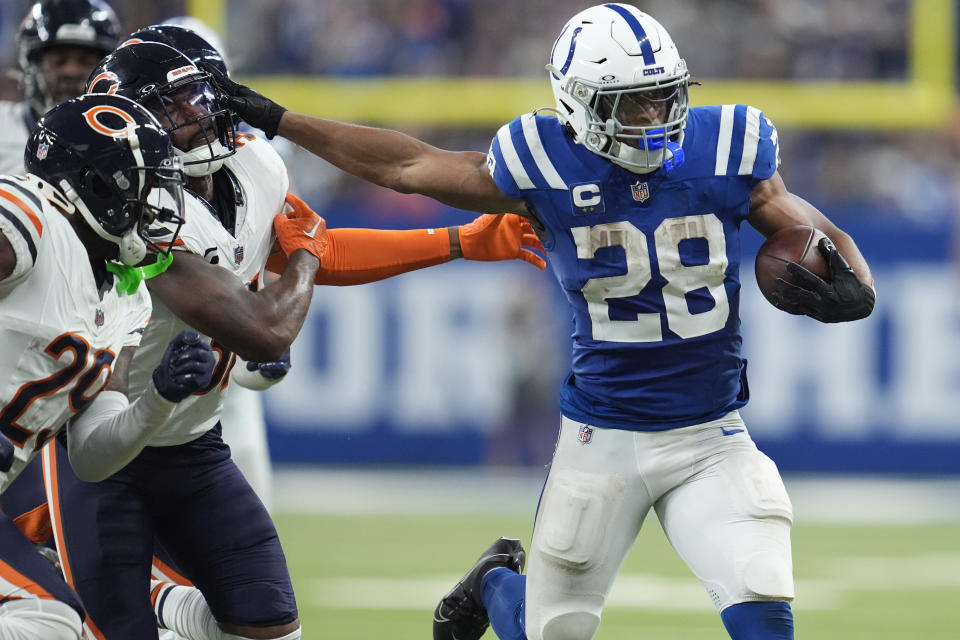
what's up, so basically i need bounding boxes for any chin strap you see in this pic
[105,251,174,295]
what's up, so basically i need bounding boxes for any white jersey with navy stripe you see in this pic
[0,174,152,492]
[0,102,34,177]
[486,105,779,430]
[127,133,288,447]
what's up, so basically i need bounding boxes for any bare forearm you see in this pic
[278,112,421,191]
[244,249,318,357]
[149,251,318,361]
[789,195,874,289]
[277,112,525,215]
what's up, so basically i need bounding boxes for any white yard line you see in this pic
[273,467,960,524]
[305,553,960,611]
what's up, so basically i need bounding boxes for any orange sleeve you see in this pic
[266,227,452,285]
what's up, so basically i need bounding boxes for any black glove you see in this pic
[201,62,287,139]
[246,348,292,381]
[0,434,13,472]
[152,331,216,402]
[773,237,875,323]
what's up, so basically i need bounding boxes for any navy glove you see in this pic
[246,348,291,381]
[152,331,216,402]
[201,62,287,139]
[0,434,13,472]
[773,237,875,323]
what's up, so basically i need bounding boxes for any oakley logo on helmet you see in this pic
[83,105,136,138]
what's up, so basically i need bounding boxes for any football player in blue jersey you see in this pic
[209,4,875,640]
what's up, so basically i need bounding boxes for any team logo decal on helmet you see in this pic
[88,70,120,94]
[83,104,136,138]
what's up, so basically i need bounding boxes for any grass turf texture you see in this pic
[274,513,960,639]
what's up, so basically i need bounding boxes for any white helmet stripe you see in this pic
[737,106,762,176]
[128,125,146,196]
[520,114,567,190]
[714,104,736,176]
[495,124,535,190]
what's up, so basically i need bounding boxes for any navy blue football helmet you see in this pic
[87,41,237,177]
[123,23,228,77]
[17,0,120,115]
[24,94,185,266]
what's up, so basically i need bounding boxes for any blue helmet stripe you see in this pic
[604,4,656,65]
[557,26,583,77]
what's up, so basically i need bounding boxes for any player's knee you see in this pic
[0,598,84,640]
[537,611,600,640]
[743,551,794,601]
[535,468,625,571]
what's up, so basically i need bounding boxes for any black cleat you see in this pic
[433,537,526,640]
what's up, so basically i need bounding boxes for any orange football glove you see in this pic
[458,214,546,270]
[273,193,327,261]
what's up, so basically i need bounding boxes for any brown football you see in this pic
[755,225,830,306]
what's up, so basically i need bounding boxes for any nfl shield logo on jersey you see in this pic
[577,425,593,444]
[630,181,650,202]
[234,245,244,265]
[94,309,104,327]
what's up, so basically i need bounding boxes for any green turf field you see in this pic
[274,512,960,639]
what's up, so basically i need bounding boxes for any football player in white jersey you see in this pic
[120,20,283,514]
[208,5,877,640]
[43,39,547,640]
[0,0,120,177]
[0,0,124,553]
[0,92,215,640]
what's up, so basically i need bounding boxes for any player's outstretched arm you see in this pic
[748,171,875,322]
[207,67,527,216]
[67,332,215,482]
[147,250,317,362]
[268,212,546,285]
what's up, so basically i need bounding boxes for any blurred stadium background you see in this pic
[3,0,960,637]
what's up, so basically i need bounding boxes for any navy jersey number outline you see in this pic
[0,333,116,452]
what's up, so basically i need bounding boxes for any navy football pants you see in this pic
[45,426,297,639]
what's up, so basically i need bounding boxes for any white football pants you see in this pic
[524,411,794,640]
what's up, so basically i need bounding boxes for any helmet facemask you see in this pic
[140,76,236,177]
[575,66,689,173]
[61,147,186,265]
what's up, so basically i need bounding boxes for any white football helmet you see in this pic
[546,4,690,174]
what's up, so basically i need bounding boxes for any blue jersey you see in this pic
[487,105,780,430]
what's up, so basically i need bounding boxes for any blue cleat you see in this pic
[433,537,525,640]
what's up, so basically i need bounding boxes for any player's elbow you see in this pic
[234,328,291,363]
